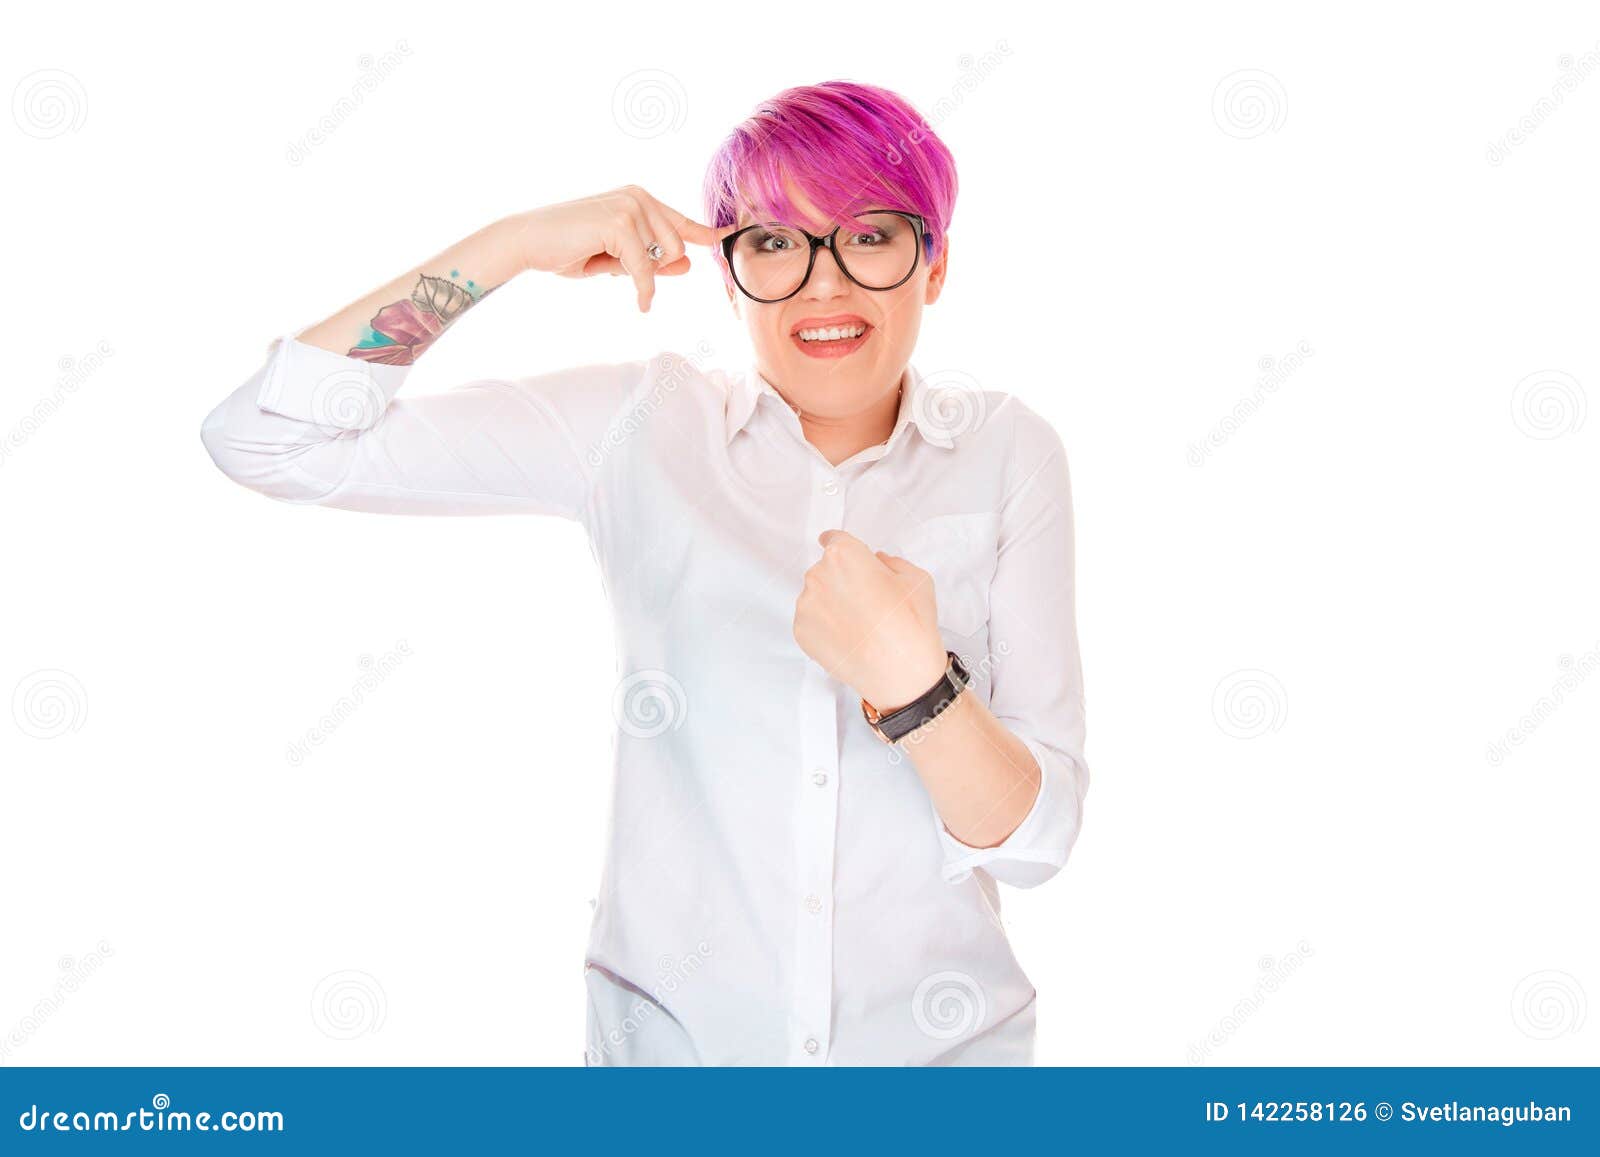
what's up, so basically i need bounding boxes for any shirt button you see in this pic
[811,769,828,786]
[821,478,839,495]
[804,893,822,914]
[803,1037,819,1055]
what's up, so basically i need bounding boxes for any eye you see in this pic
[843,218,896,247]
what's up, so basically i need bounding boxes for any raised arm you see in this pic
[200,189,727,519]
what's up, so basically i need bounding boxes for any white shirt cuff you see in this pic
[254,332,414,431]
[934,733,1084,888]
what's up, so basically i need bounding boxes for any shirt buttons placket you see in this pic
[794,461,845,1067]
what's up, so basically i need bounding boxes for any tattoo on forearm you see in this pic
[347,270,494,365]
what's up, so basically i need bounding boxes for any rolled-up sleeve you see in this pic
[935,404,1090,888]
[199,331,649,520]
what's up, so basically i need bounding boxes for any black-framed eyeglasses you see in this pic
[720,209,929,303]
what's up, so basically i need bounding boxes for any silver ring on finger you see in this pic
[646,242,664,262]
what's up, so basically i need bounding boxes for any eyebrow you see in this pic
[737,207,904,232]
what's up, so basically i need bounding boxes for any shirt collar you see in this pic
[724,359,957,450]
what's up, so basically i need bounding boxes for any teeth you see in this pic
[797,324,866,342]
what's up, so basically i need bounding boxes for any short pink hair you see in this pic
[702,80,959,289]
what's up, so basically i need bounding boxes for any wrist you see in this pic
[495,210,546,278]
[859,649,972,745]
[865,644,950,713]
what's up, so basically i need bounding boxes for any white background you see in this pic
[2,0,1595,1067]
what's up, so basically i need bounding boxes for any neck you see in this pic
[796,382,903,467]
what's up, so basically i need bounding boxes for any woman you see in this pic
[200,80,1089,1066]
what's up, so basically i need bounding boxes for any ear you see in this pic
[924,237,950,305]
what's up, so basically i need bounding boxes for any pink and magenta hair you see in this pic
[702,80,959,289]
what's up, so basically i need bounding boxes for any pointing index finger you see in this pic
[663,206,740,247]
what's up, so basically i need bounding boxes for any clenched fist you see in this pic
[792,529,950,711]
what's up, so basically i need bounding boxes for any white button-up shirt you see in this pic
[200,333,1090,1065]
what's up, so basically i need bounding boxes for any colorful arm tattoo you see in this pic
[347,270,494,366]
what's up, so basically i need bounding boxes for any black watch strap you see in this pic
[860,651,970,743]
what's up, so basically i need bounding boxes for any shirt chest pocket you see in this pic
[887,511,1002,639]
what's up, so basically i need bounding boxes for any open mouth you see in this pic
[790,317,873,359]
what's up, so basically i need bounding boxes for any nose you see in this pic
[801,241,851,299]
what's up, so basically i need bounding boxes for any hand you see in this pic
[506,186,737,312]
[792,529,950,711]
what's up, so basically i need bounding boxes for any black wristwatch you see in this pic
[860,651,970,743]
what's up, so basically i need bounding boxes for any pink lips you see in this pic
[790,314,873,359]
